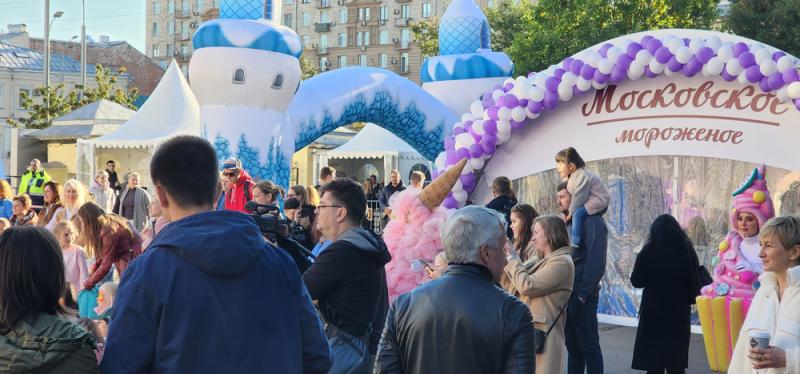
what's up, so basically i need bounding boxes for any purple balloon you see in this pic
[468,144,483,158]
[626,42,643,59]
[482,133,497,145]
[503,94,520,108]
[495,95,506,108]
[487,106,500,120]
[481,95,493,108]
[610,67,627,83]
[640,35,654,48]
[456,148,470,160]
[572,86,583,96]
[545,76,560,92]
[795,98,800,111]
[562,57,575,70]
[459,173,475,187]
[510,120,525,130]
[767,72,784,90]
[644,66,658,79]
[570,59,584,75]
[554,68,566,80]
[721,70,736,82]
[682,38,690,46]
[773,51,787,62]
[599,43,613,58]
[682,63,697,78]
[503,82,514,91]
[527,100,544,114]
[593,70,610,84]
[782,68,799,84]
[745,65,763,83]
[666,56,683,72]
[483,119,497,134]
[738,52,756,68]
[646,38,663,55]
[617,54,634,70]
[444,137,456,151]
[685,57,702,75]
[453,127,466,135]
[519,99,529,107]
[696,47,715,64]
[481,141,496,156]
[445,150,459,164]
[580,64,596,80]
[758,77,771,92]
[463,120,473,132]
[443,196,458,209]
[543,91,559,109]
[655,46,673,64]
[733,42,749,58]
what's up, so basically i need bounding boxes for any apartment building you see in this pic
[145,0,221,74]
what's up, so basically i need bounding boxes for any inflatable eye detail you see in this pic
[272,73,284,89]
[232,67,246,84]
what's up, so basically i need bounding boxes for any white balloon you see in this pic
[675,46,693,64]
[777,86,791,102]
[496,130,511,144]
[498,107,512,121]
[628,62,645,80]
[777,56,795,72]
[469,158,485,171]
[576,77,592,91]
[434,153,446,170]
[453,189,467,202]
[511,107,527,122]
[689,38,705,54]
[635,50,653,65]
[512,84,528,99]
[455,133,475,149]
[649,59,665,74]
[470,100,483,116]
[738,72,750,85]
[453,180,463,192]
[472,119,485,135]
[755,48,772,65]
[606,47,623,62]
[726,59,743,76]
[491,89,504,101]
[667,38,683,54]
[598,58,615,74]
[504,77,515,86]
[557,82,573,101]
[705,57,724,75]
[706,36,722,51]
[529,86,545,102]
[497,120,511,134]
[788,82,800,99]
[717,45,734,62]
[592,80,606,90]
[561,72,578,85]
[585,50,602,67]
[760,60,778,76]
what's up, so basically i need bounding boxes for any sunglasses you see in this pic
[223,171,239,177]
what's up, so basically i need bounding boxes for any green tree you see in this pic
[724,0,800,58]
[411,18,440,58]
[300,55,319,80]
[8,64,139,129]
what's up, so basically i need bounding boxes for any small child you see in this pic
[0,218,10,231]
[555,147,610,248]
[53,220,90,291]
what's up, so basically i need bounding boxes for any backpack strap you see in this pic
[243,180,254,203]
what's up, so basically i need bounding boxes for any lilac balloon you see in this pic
[481,133,497,145]
[459,173,475,188]
[685,57,702,75]
[463,121,473,132]
[767,72,784,90]
[599,44,613,58]
[444,137,456,151]
[795,98,800,111]
[545,76,560,92]
[646,38,663,55]
[503,94,520,108]
[468,144,484,158]
[543,91,559,109]
[721,70,736,82]
[562,57,575,70]
[580,64,596,80]
[640,35,654,48]
[696,47,715,64]
[644,66,658,79]
[572,86,583,97]
[733,42,749,58]
[617,54,634,70]
[481,95,493,108]
[655,46,673,64]
[745,65,763,83]
[682,38,690,46]
[682,63,697,78]
[519,99,529,107]
[510,120,525,130]
[443,196,458,209]
[453,127,466,135]
[503,82,514,91]
[527,72,536,78]
[570,59,584,75]
[738,52,756,68]
[527,100,544,114]
[430,170,440,180]
[593,71,610,84]
[445,150,459,164]
[456,148,470,160]
[483,119,497,134]
[554,68,566,80]
[610,67,627,83]
[759,77,771,92]
[666,56,683,72]
[487,106,500,120]
[773,51,787,61]
[783,68,799,84]
[482,142,496,155]
[495,95,506,108]
[626,42,643,59]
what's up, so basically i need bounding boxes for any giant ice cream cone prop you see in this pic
[383,159,468,302]
[697,165,774,372]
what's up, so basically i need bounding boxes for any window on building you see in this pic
[272,73,284,89]
[320,10,329,23]
[302,12,311,26]
[168,21,175,35]
[356,32,363,46]
[401,29,411,48]
[301,0,309,4]
[339,8,347,23]
[379,30,389,44]
[168,0,175,13]
[320,57,329,71]
[17,88,30,109]
[319,35,328,52]
[182,44,189,55]
[213,0,219,7]
[339,32,346,47]
[400,52,409,72]
[379,6,389,20]
[303,35,311,47]
[166,44,174,56]
[401,4,409,18]
[359,54,367,66]
[365,8,371,20]
[153,1,161,14]
[196,0,204,11]
[152,22,159,36]
[283,13,293,27]
[358,8,364,21]
[182,0,189,15]
[339,55,347,68]
[379,53,388,68]
[364,31,370,45]
[285,0,293,4]
[0,84,4,109]
[233,67,246,84]
[422,3,431,18]
[182,21,189,35]
[152,45,160,57]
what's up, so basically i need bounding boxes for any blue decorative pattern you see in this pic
[439,17,484,55]
[220,0,265,20]
[420,52,514,82]
[193,19,302,58]
[212,133,291,186]
[294,90,444,161]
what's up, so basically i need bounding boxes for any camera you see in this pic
[244,200,314,273]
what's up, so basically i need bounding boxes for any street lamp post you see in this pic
[43,0,63,126]
[81,0,87,94]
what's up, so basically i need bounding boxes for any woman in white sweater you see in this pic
[729,215,800,374]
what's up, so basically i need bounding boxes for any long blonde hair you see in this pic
[0,180,12,200]
[63,179,88,216]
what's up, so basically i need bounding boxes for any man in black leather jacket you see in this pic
[374,206,536,374]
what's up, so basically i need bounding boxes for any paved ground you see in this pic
[599,323,716,374]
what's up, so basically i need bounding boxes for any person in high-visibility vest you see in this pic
[19,159,51,211]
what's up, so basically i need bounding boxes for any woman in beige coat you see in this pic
[504,214,575,374]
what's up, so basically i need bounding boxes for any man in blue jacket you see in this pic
[102,136,331,373]
[557,181,607,374]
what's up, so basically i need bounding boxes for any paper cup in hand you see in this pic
[749,331,770,350]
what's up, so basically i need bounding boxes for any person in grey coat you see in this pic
[114,172,150,232]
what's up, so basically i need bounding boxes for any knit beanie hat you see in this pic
[729,164,775,228]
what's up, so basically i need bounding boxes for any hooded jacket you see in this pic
[224,170,255,213]
[0,313,99,373]
[101,210,331,374]
[302,227,391,353]
[379,181,406,211]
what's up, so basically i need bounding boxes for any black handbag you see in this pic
[534,301,568,354]
[698,265,713,287]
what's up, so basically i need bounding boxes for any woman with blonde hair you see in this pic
[306,185,320,207]
[89,170,115,213]
[63,179,89,220]
[0,180,13,219]
[37,181,65,231]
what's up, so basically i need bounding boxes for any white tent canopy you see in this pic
[319,124,431,185]
[76,60,200,188]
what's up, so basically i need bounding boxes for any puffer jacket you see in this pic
[375,264,536,374]
[729,265,800,374]
[0,313,99,373]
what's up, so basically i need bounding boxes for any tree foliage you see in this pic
[300,55,319,80]
[8,64,139,129]
[724,0,800,58]
[411,18,440,58]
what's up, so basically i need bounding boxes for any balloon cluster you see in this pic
[434,34,800,209]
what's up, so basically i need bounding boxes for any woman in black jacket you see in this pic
[630,214,702,374]
[485,176,517,239]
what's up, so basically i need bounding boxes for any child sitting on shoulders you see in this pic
[555,147,610,248]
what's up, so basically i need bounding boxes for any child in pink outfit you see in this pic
[54,220,90,291]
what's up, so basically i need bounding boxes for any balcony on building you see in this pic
[394,39,411,50]
[176,10,192,18]
[314,45,329,55]
[180,32,191,41]
[315,22,332,32]
[394,17,411,27]
[317,0,331,8]
[396,0,411,3]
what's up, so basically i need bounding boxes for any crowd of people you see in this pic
[0,141,797,374]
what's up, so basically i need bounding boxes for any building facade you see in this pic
[146,0,221,75]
